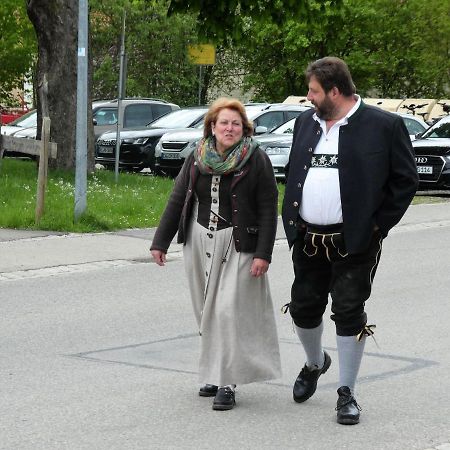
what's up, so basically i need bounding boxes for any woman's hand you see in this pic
[250,258,269,277]
[151,250,167,266]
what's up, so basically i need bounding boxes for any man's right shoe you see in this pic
[199,384,218,397]
[336,386,361,425]
[293,351,331,403]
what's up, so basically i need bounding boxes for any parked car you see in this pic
[256,118,299,180]
[412,116,450,189]
[0,110,37,157]
[153,104,311,176]
[95,107,208,172]
[92,98,179,139]
[2,98,178,153]
[1,108,30,125]
[394,113,428,141]
[0,109,37,136]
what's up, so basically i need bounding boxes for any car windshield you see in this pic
[421,117,450,139]
[247,109,267,120]
[272,118,296,135]
[149,109,206,128]
[7,110,37,128]
[401,117,427,136]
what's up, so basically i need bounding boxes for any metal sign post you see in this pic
[198,65,202,106]
[114,9,127,184]
[187,45,216,105]
[74,0,88,221]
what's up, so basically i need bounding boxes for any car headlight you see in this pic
[122,137,149,145]
[264,146,291,155]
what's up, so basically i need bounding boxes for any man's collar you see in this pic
[313,95,361,125]
[346,95,361,119]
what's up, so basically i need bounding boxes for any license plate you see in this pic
[417,166,432,174]
[98,145,113,154]
[161,152,181,160]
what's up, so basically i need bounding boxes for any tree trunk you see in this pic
[26,0,94,171]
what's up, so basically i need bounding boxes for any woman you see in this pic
[150,98,281,411]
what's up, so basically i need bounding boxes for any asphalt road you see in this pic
[1,204,450,450]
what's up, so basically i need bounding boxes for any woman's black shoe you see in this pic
[336,386,361,425]
[199,384,218,397]
[212,387,235,410]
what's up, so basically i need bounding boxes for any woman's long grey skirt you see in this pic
[183,210,282,386]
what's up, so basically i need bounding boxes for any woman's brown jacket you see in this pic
[150,148,278,263]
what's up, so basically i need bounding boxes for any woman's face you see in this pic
[211,108,244,153]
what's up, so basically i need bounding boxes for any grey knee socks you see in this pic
[336,334,366,394]
[295,322,325,369]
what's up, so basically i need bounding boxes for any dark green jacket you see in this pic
[151,147,278,262]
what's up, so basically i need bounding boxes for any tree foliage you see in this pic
[0,0,36,106]
[168,0,342,40]
[90,0,202,106]
[348,0,450,98]
[213,0,450,101]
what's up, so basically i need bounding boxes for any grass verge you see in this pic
[0,159,175,232]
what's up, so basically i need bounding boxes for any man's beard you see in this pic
[314,96,336,120]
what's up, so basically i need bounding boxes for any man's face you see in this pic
[306,76,336,120]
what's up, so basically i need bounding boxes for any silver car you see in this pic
[256,118,297,180]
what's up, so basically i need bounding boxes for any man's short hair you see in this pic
[305,57,356,97]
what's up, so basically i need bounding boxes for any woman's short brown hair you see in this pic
[203,97,253,139]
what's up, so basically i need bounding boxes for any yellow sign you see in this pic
[188,44,216,65]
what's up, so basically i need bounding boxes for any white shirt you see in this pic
[299,96,361,225]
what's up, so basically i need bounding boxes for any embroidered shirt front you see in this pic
[299,96,361,225]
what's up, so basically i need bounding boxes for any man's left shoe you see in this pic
[293,351,331,403]
[336,386,361,425]
[212,387,235,411]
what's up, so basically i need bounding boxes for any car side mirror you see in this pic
[415,132,423,139]
[254,125,268,135]
[93,118,97,125]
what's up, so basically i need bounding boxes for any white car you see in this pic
[1,110,37,137]
[1,110,37,157]
[394,113,428,141]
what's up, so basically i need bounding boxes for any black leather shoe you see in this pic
[336,386,361,425]
[293,351,331,403]
[212,387,235,410]
[199,384,218,397]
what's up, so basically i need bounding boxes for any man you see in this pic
[282,57,418,425]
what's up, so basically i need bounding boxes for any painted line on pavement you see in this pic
[0,259,137,282]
